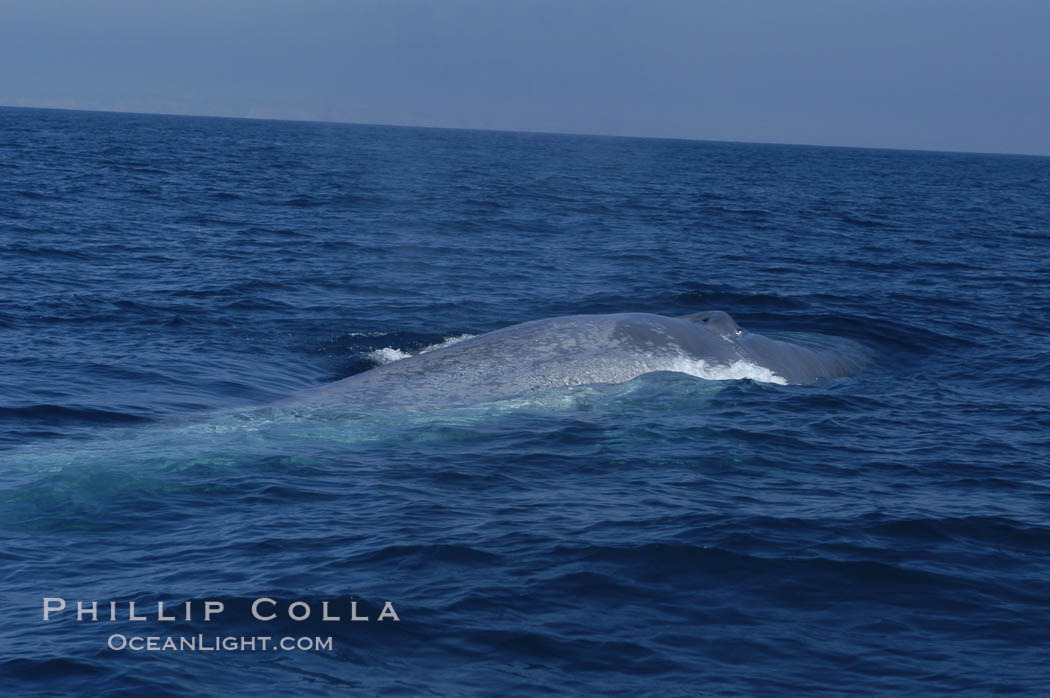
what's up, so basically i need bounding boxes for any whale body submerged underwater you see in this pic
[298,311,867,410]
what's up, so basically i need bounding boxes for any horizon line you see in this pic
[3,102,1047,160]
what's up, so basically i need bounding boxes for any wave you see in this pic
[0,405,151,426]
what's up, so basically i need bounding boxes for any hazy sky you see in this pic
[2,0,1048,155]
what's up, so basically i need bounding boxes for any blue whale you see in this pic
[299,311,865,410]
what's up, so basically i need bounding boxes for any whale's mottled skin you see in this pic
[301,311,863,409]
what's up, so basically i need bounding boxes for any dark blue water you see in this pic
[2,106,1049,695]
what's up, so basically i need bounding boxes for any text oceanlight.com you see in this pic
[108,634,333,652]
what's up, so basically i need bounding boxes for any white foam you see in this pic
[419,333,476,353]
[366,333,476,366]
[662,357,788,385]
[367,347,413,364]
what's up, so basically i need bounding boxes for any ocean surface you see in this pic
[1,105,1048,696]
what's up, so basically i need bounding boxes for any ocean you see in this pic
[1,105,1048,695]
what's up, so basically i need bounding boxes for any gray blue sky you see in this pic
[2,0,1048,155]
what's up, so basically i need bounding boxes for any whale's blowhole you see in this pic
[679,310,742,338]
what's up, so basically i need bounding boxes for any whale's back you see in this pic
[305,313,738,409]
[297,312,866,410]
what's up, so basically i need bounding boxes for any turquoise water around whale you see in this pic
[1,105,1049,695]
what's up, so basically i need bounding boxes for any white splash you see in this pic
[663,357,789,385]
[419,333,476,353]
[367,333,476,365]
[367,347,413,364]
